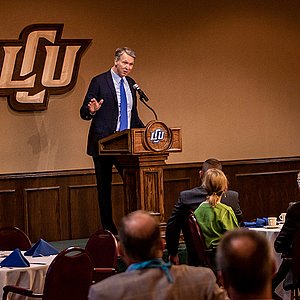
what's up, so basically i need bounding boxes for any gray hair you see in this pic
[115,47,136,61]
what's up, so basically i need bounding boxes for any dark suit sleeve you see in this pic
[165,198,185,256]
[130,105,144,128]
[80,76,101,121]
[274,204,300,254]
[166,187,206,256]
[80,72,120,156]
[222,190,243,223]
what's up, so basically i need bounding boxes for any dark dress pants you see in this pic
[93,155,121,235]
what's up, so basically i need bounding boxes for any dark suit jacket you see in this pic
[80,70,144,156]
[274,201,300,255]
[165,186,243,256]
[88,264,227,300]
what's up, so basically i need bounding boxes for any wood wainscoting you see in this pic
[0,157,299,242]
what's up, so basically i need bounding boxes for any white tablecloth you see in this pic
[0,251,56,300]
[249,227,281,267]
[249,226,289,300]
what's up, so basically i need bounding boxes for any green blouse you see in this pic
[194,201,239,249]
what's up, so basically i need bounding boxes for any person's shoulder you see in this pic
[171,264,215,279]
[180,186,207,203]
[287,201,300,215]
[91,70,111,80]
[171,265,228,299]
[173,264,212,271]
[290,201,300,209]
[223,190,239,199]
[89,271,127,292]
[125,75,135,85]
[218,201,233,209]
[88,271,131,299]
[225,189,238,196]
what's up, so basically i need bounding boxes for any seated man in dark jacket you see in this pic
[273,171,300,296]
[165,158,243,265]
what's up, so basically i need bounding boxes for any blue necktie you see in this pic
[119,78,128,131]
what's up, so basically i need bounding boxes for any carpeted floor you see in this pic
[49,239,188,272]
[49,239,88,252]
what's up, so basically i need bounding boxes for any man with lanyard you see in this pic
[88,210,229,300]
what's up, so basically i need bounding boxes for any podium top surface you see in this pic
[99,121,182,155]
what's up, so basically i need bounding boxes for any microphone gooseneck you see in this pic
[133,83,158,120]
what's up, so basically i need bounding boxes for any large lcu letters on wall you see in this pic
[0,24,92,111]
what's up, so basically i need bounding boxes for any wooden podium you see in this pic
[99,121,182,222]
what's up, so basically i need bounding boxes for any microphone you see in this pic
[133,83,149,102]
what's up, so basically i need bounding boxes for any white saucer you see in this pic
[263,225,280,229]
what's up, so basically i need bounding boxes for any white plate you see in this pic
[263,225,280,229]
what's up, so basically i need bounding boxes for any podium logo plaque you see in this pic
[144,120,172,152]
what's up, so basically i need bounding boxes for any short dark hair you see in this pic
[216,228,273,295]
[202,158,222,173]
[118,210,161,261]
[115,47,136,61]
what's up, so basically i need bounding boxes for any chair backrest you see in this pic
[183,211,214,268]
[43,247,93,300]
[85,229,118,282]
[0,227,31,250]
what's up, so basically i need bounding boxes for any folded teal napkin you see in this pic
[240,217,268,228]
[24,239,59,257]
[0,248,30,267]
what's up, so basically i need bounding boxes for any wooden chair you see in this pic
[2,247,93,300]
[0,227,31,250]
[183,211,215,270]
[85,229,118,283]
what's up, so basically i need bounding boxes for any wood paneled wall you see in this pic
[0,157,299,242]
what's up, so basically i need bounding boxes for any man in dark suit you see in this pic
[80,47,144,235]
[272,171,300,297]
[88,210,228,300]
[165,158,243,265]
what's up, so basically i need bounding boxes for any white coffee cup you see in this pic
[268,217,277,226]
[279,213,286,223]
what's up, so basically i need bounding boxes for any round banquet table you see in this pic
[0,251,56,300]
[249,226,289,300]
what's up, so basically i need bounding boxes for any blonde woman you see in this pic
[194,168,239,251]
